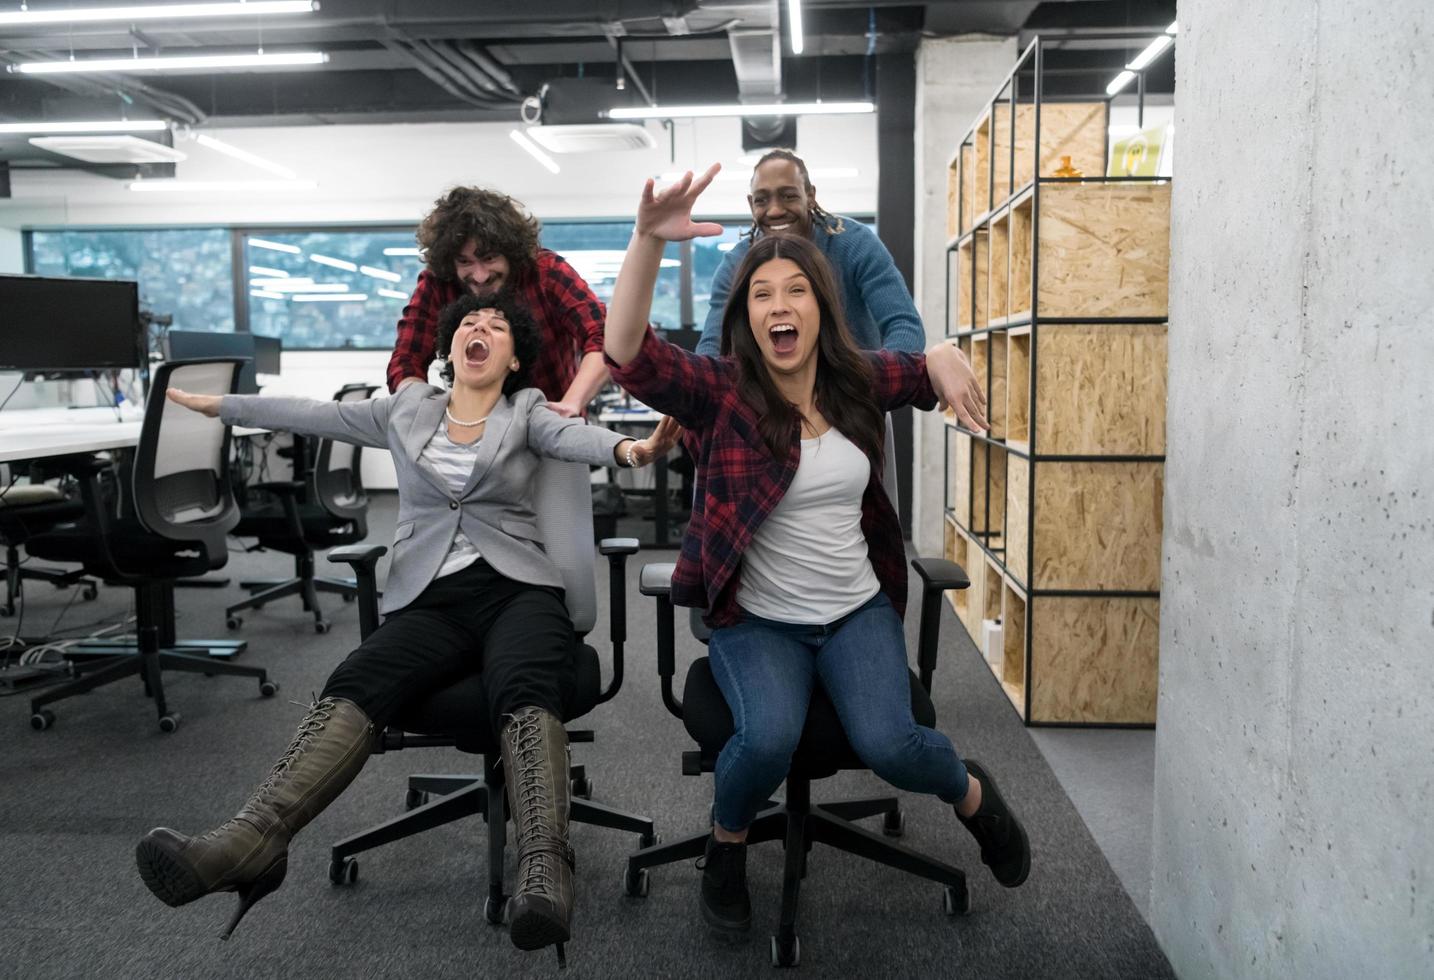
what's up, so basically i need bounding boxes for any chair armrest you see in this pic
[596,538,641,705]
[910,557,969,693]
[912,557,970,591]
[598,536,640,556]
[640,562,683,718]
[639,562,676,598]
[327,544,387,639]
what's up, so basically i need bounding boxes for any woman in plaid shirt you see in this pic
[605,166,1031,933]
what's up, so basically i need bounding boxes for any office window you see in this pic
[541,221,683,331]
[240,229,419,350]
[28,227,235,334]
[690,223,753,329]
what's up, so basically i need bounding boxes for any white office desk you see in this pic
[0,407,264,464]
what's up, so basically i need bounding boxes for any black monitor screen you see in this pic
[0,274,144,372]
[166,330,258,394]
[252,334,282,376]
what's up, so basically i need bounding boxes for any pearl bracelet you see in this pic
[625,441,639,468]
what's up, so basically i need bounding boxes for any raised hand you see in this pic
[167,387,222,418]
[627,415,684,467]
[635,164,726,242]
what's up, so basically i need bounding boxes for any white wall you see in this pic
[1151,1,1434,977]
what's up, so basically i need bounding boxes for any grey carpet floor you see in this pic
[0,492,1173,979]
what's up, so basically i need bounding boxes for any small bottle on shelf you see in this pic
[1052,155,1084,178]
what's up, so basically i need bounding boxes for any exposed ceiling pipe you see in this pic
[7,49,208,125]
[455,41,523,98]
[423,40,521,103]
[382,38,517,109]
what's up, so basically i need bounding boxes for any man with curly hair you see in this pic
[387,186,609,418]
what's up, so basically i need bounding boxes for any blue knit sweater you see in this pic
[696,214,925,355]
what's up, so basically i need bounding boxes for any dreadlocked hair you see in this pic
[418,186,541,284]
[718,235,883,466]
[744,148,843,240]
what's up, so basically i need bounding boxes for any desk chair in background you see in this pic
[227,383,378,634]
[0,470,98,617]
[24,359,278,733]
[323,458,657,963]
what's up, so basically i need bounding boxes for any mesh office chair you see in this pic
[25,359,277,733]
[0,472,98,617]
[227,383,378,634]
[323,457,657,930]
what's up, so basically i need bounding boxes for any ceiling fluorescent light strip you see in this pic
[509,129,560,174]
[310,253,358,272]
[1106,70,1136,96]
[0,119,167,134]
[359,265,402,282]
[377,288,409,300]
[250,290,287,300]
[250,280,349,293]
[0,2,317,26]
[292,293,368,303]
[383,247,423,257]
[248,265,289,278]
[788,0,804,55]
[193,133,297,179]
[1127,34,1173,71]
[609,101,874,120]
[129,179,316,192]
[249,237,301,254]
[14,52,328,75]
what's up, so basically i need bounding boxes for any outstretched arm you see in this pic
[167,388,392,447]
[605,165,724,367]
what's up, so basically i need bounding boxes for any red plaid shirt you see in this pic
[607,329,938,628]
[386,249,606,400]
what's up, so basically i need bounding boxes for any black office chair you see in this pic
[626,556,971,967]
[24,359,278,733]
[227,383,378,634]
[322,456,658,936]
[0,473,98,617]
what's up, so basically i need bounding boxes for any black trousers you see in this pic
[321,559,576,735]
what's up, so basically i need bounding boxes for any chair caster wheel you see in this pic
[483,896,505,924]
[638,832,660,849]
[943,884,970,916]
[771,934,800,967]
[158,713,181,734]
[882,809,905,838]
[82,584,99,601]
[259,680,279,697]
[571,775,593,800]
[226,616,242,630]
[315,621,331,634]
[329,856,358,886]
[623,866,649,898]
[405,788,429,810]
[30,708,55,731]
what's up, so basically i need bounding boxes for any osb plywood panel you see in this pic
[989,331,1008,440]
[947,160,960,239]
[953,430,972,530]
[981,552,1003,633]
[1036,323,1168,455]
[1032,461,1163,591]
[972,427,990,536]
[962,144,975,233]
[1008,332,1031,445]
[988,445,1007,551]
[1036,182,1171,319]
[1010,198,1033,317]
[974,115,991,217]
[973,231,990,327]
[1001,582,1027,710]
[943,516,965,623]
[956,241,973,329]
[989,214,1010,322]
[966,539,989,637]
[1005,454,1030,586]
[1014,102,1107,186]
[1029,596,1160,724]
[993,101,1013,205]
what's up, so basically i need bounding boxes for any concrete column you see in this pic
[1151,2,1434,977]
[911,35,1017,558]
[0,227,24,273]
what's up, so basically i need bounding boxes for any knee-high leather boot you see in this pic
[501,705,574,966]
[135,697,373,939]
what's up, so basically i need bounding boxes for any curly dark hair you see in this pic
[434,293,541,396]
[418,186,541,284]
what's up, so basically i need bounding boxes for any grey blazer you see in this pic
[220,384,625,615]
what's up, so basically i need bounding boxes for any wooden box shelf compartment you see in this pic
[1035,181,1171,319]
[992,96,1013,206]
[950,428,971,530]
[989,211,1010,324]
[999,582,1026,713]
[1007,329,1031,447]
[973,229,990,328]
[973,112,991,222]
[970,436,1007,553]
[942,514,967,622]
[1028,595,1159,724]
[1006,458,1163,592]
[954,239,974,330]
[988,331,1008,440]
[1009,194,1033,320]
[1013,101,1108,193]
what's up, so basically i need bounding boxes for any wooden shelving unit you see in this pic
[941,34,1174,726]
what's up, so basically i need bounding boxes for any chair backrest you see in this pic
[532,458,598,635]
[131,358,242,568]
[311,383,378,521]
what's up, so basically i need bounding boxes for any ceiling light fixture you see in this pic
[0,2,317,26]
[509,129,560,174]
[0,119,167,134]
[129,178,316,192]
[249,279,349,292]
[13,51,328,76]
[1106,70,1137,96]
[1127,34,1173,71]
[248,265,289,278]
[192,133,297,179]
[376,288,409,300]
[383,246,422,257]
[250,290,287,300]
[309,253,358,272]
[249,237,302,254]
[609,100,874,120]
[359,265,402,282]
[788,0,804,55]
[291,293,368,303]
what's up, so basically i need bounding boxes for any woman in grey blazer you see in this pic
[135,293,677,960]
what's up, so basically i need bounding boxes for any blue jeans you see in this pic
[707,592,970,832]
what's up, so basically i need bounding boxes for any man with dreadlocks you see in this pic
[388,186,609,419]
[696,149,926,356]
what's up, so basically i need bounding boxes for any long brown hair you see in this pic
[719,235,883,464]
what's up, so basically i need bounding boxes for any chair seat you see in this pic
[234,504,364,551]
[0,484,66,507]
[26,521,214,579]
[391,641,603,753]
[682,656,937,779]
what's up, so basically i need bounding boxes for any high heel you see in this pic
[220,857,288,940]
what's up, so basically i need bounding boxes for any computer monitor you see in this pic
[165,330,259,394]
[0,274,145,372]
[252,334,282,376]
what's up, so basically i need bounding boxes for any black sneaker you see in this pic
[955,760,1031,887]
[697,835,751,932]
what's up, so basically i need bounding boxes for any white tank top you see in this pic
[736,426,881,624]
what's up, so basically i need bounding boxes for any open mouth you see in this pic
[463,337,490,366]
[768,323,799,355]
